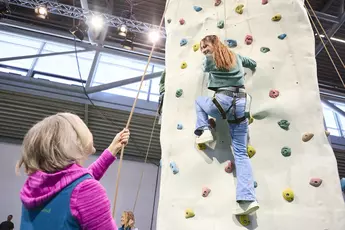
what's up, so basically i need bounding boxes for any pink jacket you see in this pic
[20,149,118,230]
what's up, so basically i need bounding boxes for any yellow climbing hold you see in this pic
[247,145,256,158]
[193,43,200,52]
[272,14,282,21]
[235,4,244,14]
[249,115,254,125]
[239,215,250,226]
[181,62,187,69]
[325,130,330,136]
[282,188,294,202]
[185,208,195,218]
[197,143,207,150]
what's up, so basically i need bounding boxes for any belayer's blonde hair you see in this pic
[16,112,95,174]
[123,211,135,228]
[200,35,237,71]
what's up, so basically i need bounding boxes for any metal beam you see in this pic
[26,42,45,77]
[321,0,336,12]
[322,98,345,119]
[86,50,100,88]
[86,71,163,94]
[0,48,90,62]
[308,10,340,23]
[341,0,344,14]
[7,0,166,37]
[315,12,345,56]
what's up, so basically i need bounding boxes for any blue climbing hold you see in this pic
[194,6,202,12]
[170,162,179,174]
[278,33,287,40]
[226,39,237,48]
[177,123,183,130]
[254,181,258,188]
[180,38,187,46]
[341,178,345,192]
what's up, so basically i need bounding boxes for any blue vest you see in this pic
[20,174,92,230]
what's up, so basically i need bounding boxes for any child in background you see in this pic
[195,35,259,215]
[119,211,138,230]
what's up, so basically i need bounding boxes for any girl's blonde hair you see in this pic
[16,112,94,174]
[200,35,237,71]
[123,211,135,228]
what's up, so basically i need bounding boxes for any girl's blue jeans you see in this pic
[195,93,256,201]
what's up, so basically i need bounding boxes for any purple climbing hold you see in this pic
[309,178,322,187]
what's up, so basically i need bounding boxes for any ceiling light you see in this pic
[118,25,127,37]
[90,15,104,31]
[34,5,48,19]
[148,30,160,43]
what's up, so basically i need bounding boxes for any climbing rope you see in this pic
[304,4,345,87]
[111,0,171,218]
[305,0,345,69]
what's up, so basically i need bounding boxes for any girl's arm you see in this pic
[238,55,257,71]
[70,179,118,230]
[202,54,215,72]
[87,149,116,181]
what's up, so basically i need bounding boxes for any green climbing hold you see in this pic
[260,47,270,53]
[281,146,291,157]
[278,120,290,130]
[167,19,171,24]
[217,20,224,29]
[176,89,183,98]
[254,181,258,188]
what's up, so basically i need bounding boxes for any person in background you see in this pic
[0,215,14,230]
[158,69,166,119]
[119,211,138,230]
[17,112,130,230]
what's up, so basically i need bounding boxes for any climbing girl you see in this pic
[119,211,138,230]
[158,69,166,123]
[195,35,259,215]
[17,112,130,229]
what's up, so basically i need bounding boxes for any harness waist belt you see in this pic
[216,90,246,98]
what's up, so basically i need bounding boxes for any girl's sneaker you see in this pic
[196,129,214,144]
[233,201,259,215]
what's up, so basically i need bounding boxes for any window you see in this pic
[322,101,345,137]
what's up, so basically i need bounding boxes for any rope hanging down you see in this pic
[111,0,171,218]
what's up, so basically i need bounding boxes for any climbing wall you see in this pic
[157,0,345,229]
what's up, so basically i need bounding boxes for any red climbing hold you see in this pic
[179,18,185,25]
[262,0,268,5]
[215,0,221,6]
[208,118,216,129]
[245,35,253,45]
[225,161,234,173]
[269,89,279,98]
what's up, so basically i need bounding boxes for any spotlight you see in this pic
[148,30,160,43]
[89,15,104,31]
[35,5,48,19]
[118,24,127,37]
[70,21,89,41]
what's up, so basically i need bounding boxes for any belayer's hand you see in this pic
[107,128,130,156]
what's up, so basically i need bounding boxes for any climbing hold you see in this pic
[247,145,256,158]
[194,6,202,12]
[272,14,282,21]
[302,133,314,142]
[281,146,291,157]
[260,47,270,53]
[226,39,237,48]
[282,188,294,202]
[309,178,322,187]
[269,89,280,98]
[176,89,183,98]
[217,20,224,29]
[245,35,253,45]
[225,161,234,173]
[177,123,183,130]
[278,120,290,130]
[167,19,171,24]
[239,215,250,226]
[215,0,221,6]
[181,61,187,69]
[262,0,268,5]
[278,33,287,40]
[185,209,195,219]
[202,187,211,197]
[208,118,216,129]
[341,178,345,192]
[180,39,187,46]
[325,130,330,136]
[235,4,244,14]
[254,181,258,188]
[193,43,200,52]
[170,162,179,174]
[197,143,207,150]
[179,18,185,25]
[249,115,254,125]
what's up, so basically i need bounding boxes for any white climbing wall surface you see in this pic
[157,0,345,229]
